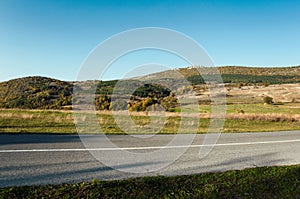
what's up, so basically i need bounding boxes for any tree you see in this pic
[95,95,111,110]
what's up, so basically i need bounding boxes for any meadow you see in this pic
[1,102,300,134]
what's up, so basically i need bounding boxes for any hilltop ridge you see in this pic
[142,65,300,80]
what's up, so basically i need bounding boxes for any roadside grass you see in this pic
[0,109,77,134]
[97,114,300,133]
[223,118,300,133]
[1,108,300,134]
[1,165,299,198]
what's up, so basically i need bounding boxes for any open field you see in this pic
[192,83,300,104]
[1,107,300,134]
[226,83,300,104]
[1,164,299,198]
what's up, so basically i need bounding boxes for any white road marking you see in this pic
[0,139,299,153]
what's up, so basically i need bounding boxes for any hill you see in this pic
[140,65,300,85]
[0,66,300,110]
[0,76,73,109]
[144,65,300,78]
[0,77,174,110]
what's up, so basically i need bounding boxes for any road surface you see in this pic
[0,131,299,187]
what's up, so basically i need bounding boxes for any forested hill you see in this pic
[0,76,73,109]
[0,76,174,110]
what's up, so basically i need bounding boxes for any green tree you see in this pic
[95,95,111,110]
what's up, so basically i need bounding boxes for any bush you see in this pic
[263,96,273,104]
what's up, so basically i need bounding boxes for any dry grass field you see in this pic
[190,83,300,104]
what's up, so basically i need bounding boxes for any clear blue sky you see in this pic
[0,0,299,81]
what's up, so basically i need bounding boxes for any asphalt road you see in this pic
[0,131,299,187]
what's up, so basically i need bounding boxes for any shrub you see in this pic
[263,96,273,104]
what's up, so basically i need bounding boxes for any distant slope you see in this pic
[218,66,300,76]
[0,76,73,109]
[140,66,300,84]
[142,65,300,79]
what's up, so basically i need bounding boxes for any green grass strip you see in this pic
[1,165,299,198]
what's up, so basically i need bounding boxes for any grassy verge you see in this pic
[1,108,300,134]
[1,165,299,198]
[0,109,77,134]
